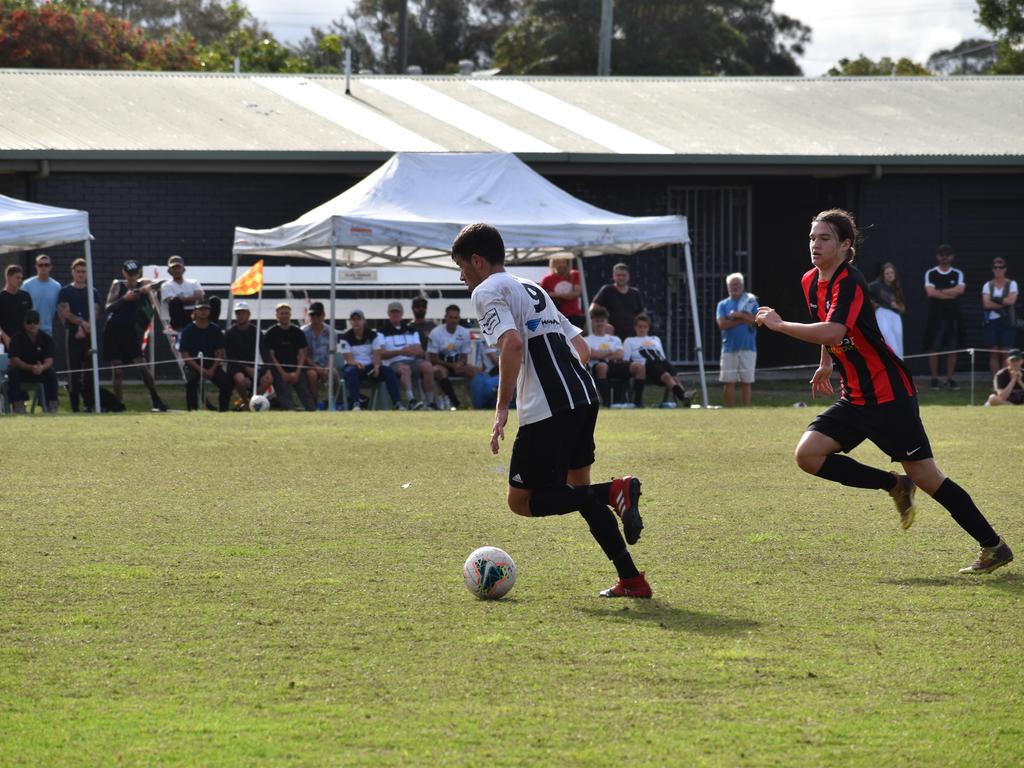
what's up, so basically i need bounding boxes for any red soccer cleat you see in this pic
[609,476,643,545]
[600,572,653,598]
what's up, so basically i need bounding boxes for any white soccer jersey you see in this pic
[427,324,472,363]
[623,334,667,363]
[585,333,623,358]
[472,271,597,425]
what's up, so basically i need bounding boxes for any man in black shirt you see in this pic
[57,258,101,412]
[261,303,315,411]
[7,309,59,413]
[224,301,270,406]
[0,264,33,349]
[177,299,233,411]
[589,262,646,340]
[923,244,966,390]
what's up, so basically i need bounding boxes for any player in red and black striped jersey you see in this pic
[756,209,1013,575]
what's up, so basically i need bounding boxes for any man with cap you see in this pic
[301,301,338,405]
[103,260,167,411]
[339,308,401,410]
[224,300,270,407]
[7,309,60,413]
[261,302,316,411]
[379,300,435,409]
[987,349,1024,406]
[161,255,218,332]
[177,298,233,411]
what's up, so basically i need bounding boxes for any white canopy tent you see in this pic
[232,152,707,408]
[0,195,101,413]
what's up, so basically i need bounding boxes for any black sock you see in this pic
[633,381,645,406]
[672,383,687,401]
[596,378,611,407]
[815,454,896,490]
[580,501,639,578]
[439,377,458,406]
[529,482,612,517]
[932,478,999,547]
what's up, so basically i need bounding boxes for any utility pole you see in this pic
[398,0,409,74]
[598,0,613,76]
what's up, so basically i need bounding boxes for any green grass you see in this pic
[1,407,1022,766]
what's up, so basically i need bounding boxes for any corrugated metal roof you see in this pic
[1,70,1023,165]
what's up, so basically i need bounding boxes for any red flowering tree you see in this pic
[0,1,199,69]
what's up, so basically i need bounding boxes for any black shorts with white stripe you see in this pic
[509,403,599,490]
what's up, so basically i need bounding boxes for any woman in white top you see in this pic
[867,262,906,358]
[981,258,1018,375]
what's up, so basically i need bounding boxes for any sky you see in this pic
[245,0,989,77]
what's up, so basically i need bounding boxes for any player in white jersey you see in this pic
[623,313,691,408]
[427,304,481,410]
[585,305,631,407]
[452,223,652,598]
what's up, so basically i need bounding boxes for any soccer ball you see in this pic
[249,394,271,412]
[463,546,516,600]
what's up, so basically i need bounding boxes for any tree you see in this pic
[0,0,198,69]
[976,0,1024,73]
[926,38,997,75]
[826,54,931,76]
[493,0,811,76]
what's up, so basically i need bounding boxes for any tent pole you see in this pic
[574,251,591,335]
[83,239,101,414]
[328,244,337,412]
[227,251,239,319]
[683,240,708,408]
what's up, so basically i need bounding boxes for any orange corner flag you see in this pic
[231,260,264,296]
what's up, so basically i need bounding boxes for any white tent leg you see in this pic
[328,244,337,412]
[575,251,591,335]
[84,239,101,414]
[683,241,708,408]
[227,250,239,319]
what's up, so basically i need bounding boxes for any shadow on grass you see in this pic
[578,601,760,636]
[877,572,1024,592]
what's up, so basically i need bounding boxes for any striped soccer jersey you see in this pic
[803,261,915,406]
[472,271,597,425]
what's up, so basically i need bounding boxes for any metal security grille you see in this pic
[666,186,753,363]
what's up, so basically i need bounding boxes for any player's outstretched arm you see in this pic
[755,306,846,346]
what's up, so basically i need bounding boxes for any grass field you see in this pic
[1,405,1022,766]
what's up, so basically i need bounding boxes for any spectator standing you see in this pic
[161,255,218,331]
[57,258,101,412]
[177,300,233,411]
[21,254,61,335]
[868,262,906,359]
[339,309,401,410]
[585,306,630,407]
[623,313,690,408]
[410,296,435,350]
[380,300,435,409]
[924,244,966,390]
[715,272,758,407]
[6,309,59,413]
[427,304,480,410]
[0,264,33,349]
[541,256,585,329]
[262,302,315,411]
[981,258,1018,376]
[301,301,337,406]
[590,262,646,339]
[986,348,1024,406]
[103,260,167,412]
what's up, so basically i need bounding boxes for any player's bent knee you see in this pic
[794,445,825,475]
[506,488,533,517]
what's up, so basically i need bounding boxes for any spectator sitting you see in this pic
[470,343,501,410]
[623,313,690,408]
[162,255,219,331]
[262,302,315,411]
[715,272,758,407]
[21,253,61,335]
[410,295,436,350]
[427,304,481,410]
[177,299,233,412]
[379,300,435,410]
[0,264,33,349]
[7,309,59,413]
[541,256,585,329]
[987,348,1024,407]
[57,258,101,412]
[590,262,645,339]
[339,308,401,410]
[301,301,338,406]
[585,306,630,407]
[224,301,271,408]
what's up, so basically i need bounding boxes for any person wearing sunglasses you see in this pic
[21,254,61,336]
[7,309,59,413]
[981,259,1018,376]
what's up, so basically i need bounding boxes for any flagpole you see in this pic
[253,284,263,400]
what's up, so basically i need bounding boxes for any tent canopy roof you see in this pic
[233,153,688,267]
[0,194,91,254]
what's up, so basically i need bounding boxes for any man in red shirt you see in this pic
[756,208,1012,575]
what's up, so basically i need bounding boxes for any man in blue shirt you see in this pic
[716,272,758,407]
[177,299,233,411]
[22,254,62,335]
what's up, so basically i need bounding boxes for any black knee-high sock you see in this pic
[438,377,459,406]
[932,478,999,547]
[633,380,645,406]
[580,500,639,578]
[672,383,687,401]
[815,454,897,490]
[596,378,611,407]
[529,482,613,517]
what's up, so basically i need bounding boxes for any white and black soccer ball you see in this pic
[249,394,271,412]
[463,546,516,600]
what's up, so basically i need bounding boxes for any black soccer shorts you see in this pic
[807,397,933,463]
[102,321,142,362]
[508,403,599,490]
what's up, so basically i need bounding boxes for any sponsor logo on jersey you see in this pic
[480,308,500,334]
